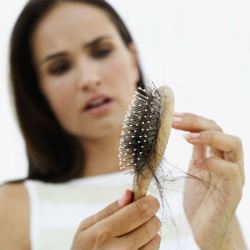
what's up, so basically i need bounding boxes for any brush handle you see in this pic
[133,171,153,200]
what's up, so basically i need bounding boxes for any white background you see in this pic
[1,0,249,247]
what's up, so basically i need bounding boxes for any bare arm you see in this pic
[0,183,30,250]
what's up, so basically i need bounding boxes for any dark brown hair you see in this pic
[9,0,145,183]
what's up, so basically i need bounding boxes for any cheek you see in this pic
[101,53,138,120]
[40,77,76,125]
[103,52,137,93]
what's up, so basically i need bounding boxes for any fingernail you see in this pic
[184,133,201,140]
[118,190,129,207]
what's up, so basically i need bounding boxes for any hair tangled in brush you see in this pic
[119,83,174,201]
[119,85,162,175]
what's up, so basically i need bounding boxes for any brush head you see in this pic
[119,86,162,173]
[119,84,174,200]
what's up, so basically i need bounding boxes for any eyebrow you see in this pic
[41,35,112,64]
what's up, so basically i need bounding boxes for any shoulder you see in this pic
[0,182,30,250]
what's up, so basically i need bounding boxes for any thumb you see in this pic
[78,189,133,231]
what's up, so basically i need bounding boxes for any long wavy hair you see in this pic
[9,0,145,183]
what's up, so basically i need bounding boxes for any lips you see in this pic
[83,95,113,112]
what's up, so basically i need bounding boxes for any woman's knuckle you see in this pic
[78,219,88,231]
[154,234,161,245]
[95,228,111,245]
[148,196,160,211]
[137,197,159,217]
[209,119,220,130]
[152,216,161,229]
[136,200,149,215]
[150,234,161,250]
[145,217,161,238]
[214,123,222,132]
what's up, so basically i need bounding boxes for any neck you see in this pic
[79,131,121,178]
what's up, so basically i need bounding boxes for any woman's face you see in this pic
[32,2,139,140]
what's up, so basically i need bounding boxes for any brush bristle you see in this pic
[119,85,163,175]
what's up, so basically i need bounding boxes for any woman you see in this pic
[0,0,246,249]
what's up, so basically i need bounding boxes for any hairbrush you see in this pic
[119,84,174,201]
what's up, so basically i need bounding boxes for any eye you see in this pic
[93,47,112,59]
[49,61,71,75]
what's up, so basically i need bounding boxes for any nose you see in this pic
[76,60,101,92]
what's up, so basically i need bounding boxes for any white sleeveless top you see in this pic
[24,170,199,250]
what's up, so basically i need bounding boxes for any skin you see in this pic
[172,112,246,249]
[0,2,246,250]
[32,2,140,177]
[71,191,161,250]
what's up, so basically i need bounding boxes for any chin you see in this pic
[97,121,122,138]
[77,119,123,139]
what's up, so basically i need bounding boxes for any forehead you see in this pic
[32,2,119,57]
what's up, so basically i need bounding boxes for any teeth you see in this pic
[87,98,109,109]
[91,99,105,106]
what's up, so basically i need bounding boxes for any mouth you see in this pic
[83,97,114,115]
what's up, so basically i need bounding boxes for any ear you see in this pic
[128,43,140,83]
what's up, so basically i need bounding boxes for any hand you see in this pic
[71,190,161,250]
[172,112,245,249]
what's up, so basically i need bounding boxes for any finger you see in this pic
[139,234,161,250]
[174,112,224,158]
[99,195,160,237]
[192,144,205,161]
[206,145,223,159]
[193,157,242,180]
[184,131,243,166]
[79,189,133,231]
[119,216,161,249]
[189,137,223,162]
[191,141,222,163]
[172,112,223,132]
